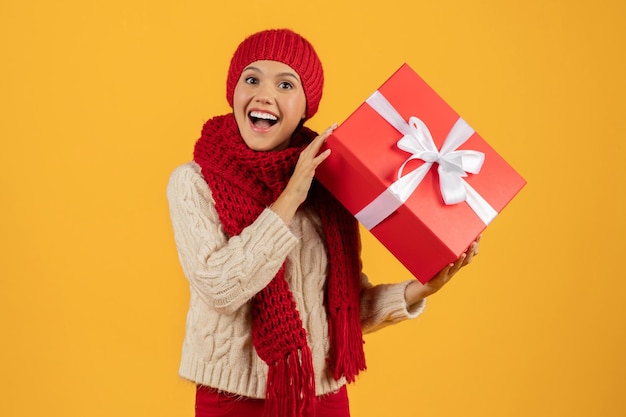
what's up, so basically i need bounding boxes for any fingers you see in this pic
[312,147,331,166]
[319,123,338,142]
[447,236,481,279]
[428,236,482,294]
[287,124,338,193]
[450,253,466,275]
[296,123,337,171]
[430,259,458,289]
[464,235,481,264]
[272,124,339,223]
[473,234,481,256]
[463,242,478,265]
[306,123,337,160]
[443,251,468,281]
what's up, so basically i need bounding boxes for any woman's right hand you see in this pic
[270,124,337,224]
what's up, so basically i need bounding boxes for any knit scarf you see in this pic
[193,114,366,417]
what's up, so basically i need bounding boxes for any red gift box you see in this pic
[316,63,526,283]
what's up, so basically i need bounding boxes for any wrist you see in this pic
[404,280,426,307]
[270,192,298,224]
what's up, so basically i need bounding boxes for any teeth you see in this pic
[250,111,277,121]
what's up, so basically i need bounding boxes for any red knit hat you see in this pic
[226,28,324,120]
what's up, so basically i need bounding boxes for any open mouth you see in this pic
[249,111,279,129]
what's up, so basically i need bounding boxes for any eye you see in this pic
[244,76,258,85]
[278,81,294,90]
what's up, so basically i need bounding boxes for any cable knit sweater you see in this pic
[166,161,426,398]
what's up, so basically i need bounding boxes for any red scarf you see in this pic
[193,114,366,417]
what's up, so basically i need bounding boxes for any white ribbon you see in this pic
[354,90,498,230]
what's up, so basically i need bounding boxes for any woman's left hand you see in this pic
[404,235,481,306]
[271,124,336,224]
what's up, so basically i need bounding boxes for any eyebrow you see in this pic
[242,65,300,81]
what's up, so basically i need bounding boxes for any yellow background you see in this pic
[1,0,625,416]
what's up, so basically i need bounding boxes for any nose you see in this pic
[255,95,273,104]
[254,83,274,104]
[255,94,273,104]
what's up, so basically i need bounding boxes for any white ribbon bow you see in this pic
[354,90,498,230]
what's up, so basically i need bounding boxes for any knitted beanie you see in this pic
[226,28,324,120]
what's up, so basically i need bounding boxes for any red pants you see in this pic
[196,385,351,417]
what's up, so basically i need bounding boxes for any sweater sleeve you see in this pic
[166,162,299,314]
[359,274,426,334]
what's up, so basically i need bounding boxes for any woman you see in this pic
[167,28,479,417]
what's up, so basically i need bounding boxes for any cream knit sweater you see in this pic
[166,162,425,398]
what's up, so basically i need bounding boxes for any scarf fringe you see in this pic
[264,347,316,417]
[329,307,367,382]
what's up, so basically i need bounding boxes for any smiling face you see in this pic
[232,60,307,152]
